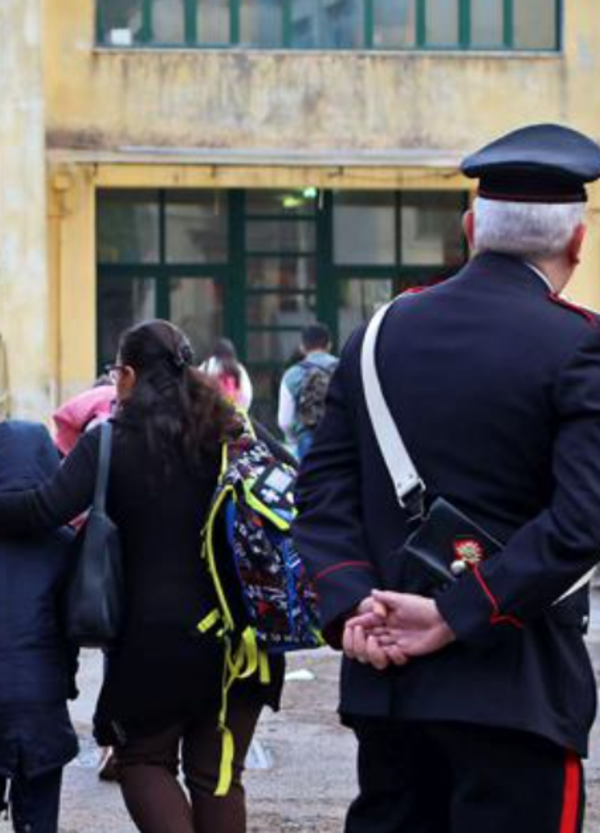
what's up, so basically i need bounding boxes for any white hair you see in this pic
[473,197,585,260]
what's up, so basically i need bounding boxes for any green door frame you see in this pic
[97,187,468,423]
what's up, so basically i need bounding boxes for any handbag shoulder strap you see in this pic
[360,300,425,517]
[93,421,113,513]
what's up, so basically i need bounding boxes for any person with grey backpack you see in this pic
[278,323,338,460]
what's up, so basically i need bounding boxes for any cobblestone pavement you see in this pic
[3,604,600,832]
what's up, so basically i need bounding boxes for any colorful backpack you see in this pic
[296,360,338,429]
[198,422,322,794]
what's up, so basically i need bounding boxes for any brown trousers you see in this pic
[115,696,262,833]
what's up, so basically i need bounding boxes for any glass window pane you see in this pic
[169,278,224,362]
[333,192,396,265]
[151,0,186,43]
[247,367,281,428]
[425,0,459,46]
[400,192,465,266]
[247,293,317,326]
[97,191,160,264]
[513,0,557,49]
[290,0,363,49]
[98,276,156,367]
[246,221,316,253]
[240,0,284,47]
[98,0,144,46]
[246,190,317,217]
[248,328,315,363]
[373,0,417,48]
[165,191,228,263]
[198,0,231,44]
[338,279,392,347]
[471,0,504,47]
[246,257,317,290]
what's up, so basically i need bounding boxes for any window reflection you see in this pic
[197,0,230,44]
[98,277,156,367]
[333,193,396,265]
[165,191,228,263]
[373,0,417,48]
[151,0,186,43]
[338,279,392,346]
[471,0,504,47]
[169,278,224,363]
[514,0,557,49]
[97,192,160,264]
[290,0,363,48]
[425,0,459,46]
[400,193,465,266]
[240,0,283,47]
[98,0,144,45]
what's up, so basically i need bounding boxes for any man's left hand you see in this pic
[370,590,456,660]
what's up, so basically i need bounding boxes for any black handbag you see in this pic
[397,498,502,595]
[65,421,124,647]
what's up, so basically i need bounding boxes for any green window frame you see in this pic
[96,0,561,51]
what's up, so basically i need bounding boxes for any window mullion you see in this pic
[186,0,198,45]
[230,0,240,44]
[364,0,374,49]
[503,0,513,48]
[416,0,426,47]
[459,0,470,48]
[96,0,105,44]
[141,0,153,43]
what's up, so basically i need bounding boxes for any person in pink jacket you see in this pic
[53,384,115,457]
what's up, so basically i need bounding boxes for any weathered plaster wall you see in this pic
[0,0,50,419]
[45,1,600,156]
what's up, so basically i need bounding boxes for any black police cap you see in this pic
[461,124,600,204]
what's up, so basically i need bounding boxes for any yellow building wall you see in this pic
[0,0,50,420]
[45,1,600,156]
[43,0,600,400]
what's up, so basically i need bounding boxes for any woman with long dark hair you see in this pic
[0,320,283,833]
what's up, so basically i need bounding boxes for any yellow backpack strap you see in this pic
[258,649,271,685]
[214,628,272,796]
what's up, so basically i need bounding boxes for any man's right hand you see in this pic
[342,595,408,670]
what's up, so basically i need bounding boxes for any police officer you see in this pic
[294,124,600,833]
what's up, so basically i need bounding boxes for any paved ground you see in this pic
[4,600,600,832]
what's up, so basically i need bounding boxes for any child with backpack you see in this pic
[277,324,338,460]
[200,339,253,410]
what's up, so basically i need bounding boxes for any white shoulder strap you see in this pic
[360,300,425,511]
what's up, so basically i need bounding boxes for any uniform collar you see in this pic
[466,252,553,296]
[523,261,554,293]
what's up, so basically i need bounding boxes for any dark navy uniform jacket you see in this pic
[294,252,600,756]
[0,421,78,779]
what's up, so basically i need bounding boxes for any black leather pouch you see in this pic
[397,497,503,596]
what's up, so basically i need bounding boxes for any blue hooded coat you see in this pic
[0,421,78,780]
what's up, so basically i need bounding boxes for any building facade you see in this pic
[1,0,599,422]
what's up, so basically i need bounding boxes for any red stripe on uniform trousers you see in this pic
[472,566,523,629]
[559,753,581,833]
[316,560,373,581]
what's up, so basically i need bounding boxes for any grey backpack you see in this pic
[296,360,337,429]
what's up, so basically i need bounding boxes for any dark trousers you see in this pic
[345,719,585,833]
[0,768,63,833]
[115,695,262,833]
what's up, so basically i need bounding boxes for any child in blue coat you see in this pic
[0,421,78,833]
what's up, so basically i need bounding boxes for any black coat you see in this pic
[0,421,78,778]
[295,253,600,757]
[0,418,285,747]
